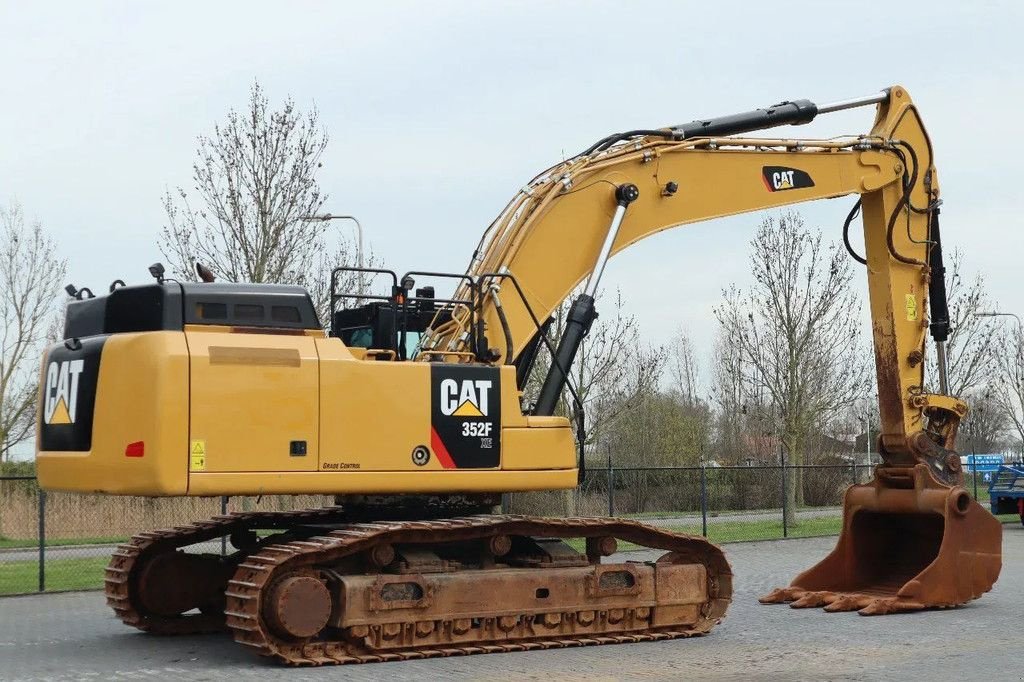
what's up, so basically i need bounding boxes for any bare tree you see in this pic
[668,327,700,407]
[710,331,765,465]
[926,250,1000,397]
[159,81,366,319]
[993,326,1024,460]
[916,250,1018,459]
[663,328,713,464]
[714,211,870,523]
[0,201,67,464]
[512,289,663,516]
[521,288,665,450]
[959,388,1010,456]
[598,330,713,512]
[603,328,711,465]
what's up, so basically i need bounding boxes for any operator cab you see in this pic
[328,267,477,361]
[332,297,439,360]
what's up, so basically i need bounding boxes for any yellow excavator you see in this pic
[37,85,1000,665]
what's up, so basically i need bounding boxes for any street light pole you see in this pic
[299,213,365,296]
[865,413,871,481]
[974,310,1023,332]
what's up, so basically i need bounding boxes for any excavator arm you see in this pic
[419,85,1001,614]
[423,85,958,480]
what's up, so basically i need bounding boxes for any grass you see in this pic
[0,536,126,550]
[573,511,1022,552]
[705,515,843,543]
[1,512,1019,597]
[621,507,837,521]
[566,514,845,552]
[0,556,109,596]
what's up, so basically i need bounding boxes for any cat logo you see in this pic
[772,170,795,190]
[762,166,815,192]
[430,366,501,469]
[43,359,85,425]
[439,378,492,417]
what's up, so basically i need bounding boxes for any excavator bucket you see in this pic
[760,464,1001,615]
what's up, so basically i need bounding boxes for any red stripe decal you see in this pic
[430,427,456,469]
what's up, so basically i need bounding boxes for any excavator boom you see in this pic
[421,84,1001,614]
[430,87,946,462]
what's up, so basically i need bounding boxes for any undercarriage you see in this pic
[105,507,731,666]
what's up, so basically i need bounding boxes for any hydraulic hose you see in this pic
[842,199,867,265]
[491,287,515,366]
[581,129,674,157]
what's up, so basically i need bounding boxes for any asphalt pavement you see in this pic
[1,525,1020,681]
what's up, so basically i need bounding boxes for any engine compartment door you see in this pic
[186,329,319,473]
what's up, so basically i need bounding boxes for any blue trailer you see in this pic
[989,464,1024,525]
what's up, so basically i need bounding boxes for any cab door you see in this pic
[186,329,318,472]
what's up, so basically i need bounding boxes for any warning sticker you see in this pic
[190,439,206,471]
[905,294,918,321]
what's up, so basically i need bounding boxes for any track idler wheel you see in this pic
[263,573,332,639]
[136,551,233,617]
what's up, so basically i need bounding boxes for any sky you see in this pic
[2,0,1022,396]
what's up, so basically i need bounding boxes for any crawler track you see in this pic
[104,507,355,634]
[106,512,731,666]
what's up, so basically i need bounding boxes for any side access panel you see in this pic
[186,330,318,473]
[317,339,506,472]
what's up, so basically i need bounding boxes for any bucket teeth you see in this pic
[789,591,836,609]
[762,588,933,615]
[857,597,926,616]
[822,594,871,613]
[757,586,803,604]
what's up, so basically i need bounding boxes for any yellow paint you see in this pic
[186,469,579,496]
[186,331,319,473]
[905,294,918,321]
[453,401,484,417]
[502,424,575,470]
[37,332,190,495]
[317,340,435,472]
[49,397,71,425]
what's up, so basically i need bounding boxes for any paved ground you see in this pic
[1,527,1020,681]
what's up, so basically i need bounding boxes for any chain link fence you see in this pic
[510,463,867,541]
[0,461,1014,597]
[0,477,332,597]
